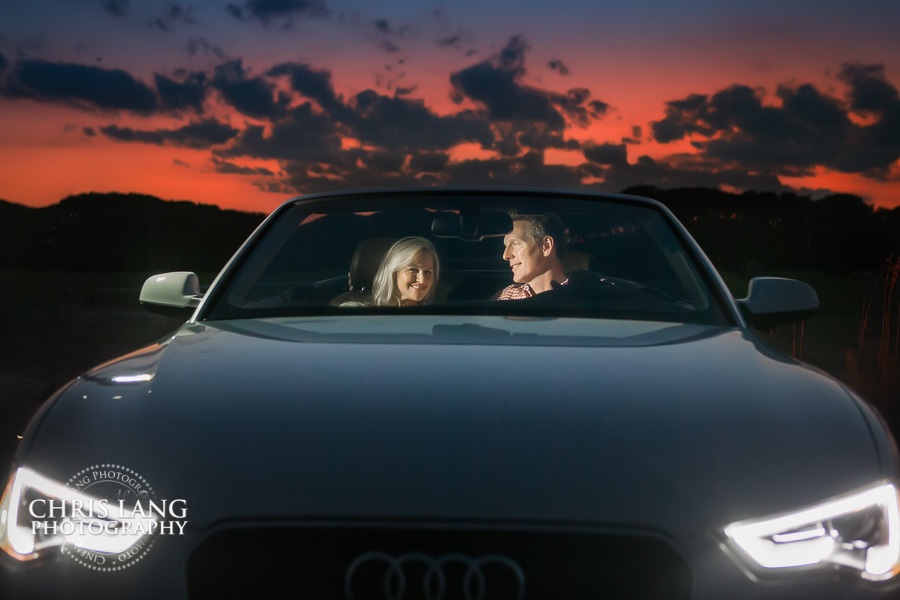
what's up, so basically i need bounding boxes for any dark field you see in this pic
[722,269,900,421]
[0,271,190,472]
[1,268,898,475]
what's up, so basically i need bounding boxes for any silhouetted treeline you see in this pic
[0,193,266,272]
[1,188,899,274]
[625,186,900,274]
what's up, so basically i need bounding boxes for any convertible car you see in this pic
[2,188,898,599]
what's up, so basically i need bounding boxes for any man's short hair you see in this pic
[510,211,568,259]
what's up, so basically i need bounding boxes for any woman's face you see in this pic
[395,252,435,305]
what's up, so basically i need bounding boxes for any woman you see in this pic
[372,237,440,306]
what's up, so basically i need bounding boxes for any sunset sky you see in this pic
[1,0,899,213]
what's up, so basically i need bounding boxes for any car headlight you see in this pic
[0,466,156,561]
[724,482,900,581]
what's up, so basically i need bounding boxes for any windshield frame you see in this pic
[193,188,743,327]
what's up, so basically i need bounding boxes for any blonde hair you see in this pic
[372,237,440,306]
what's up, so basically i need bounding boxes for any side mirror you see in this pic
[140,272,203,311]
[736,277,819,330]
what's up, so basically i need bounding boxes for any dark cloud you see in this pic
[212,42,619,194]
[253,180,294,194]
[372,19,412,37]
[839,63,899,114]
[499,35,529,70]
[100,118,238,148]
[444,152,586,188]
[836,63,900,175]
[0,59,157,112]
[409,152,450,173]
[652,82,855,152]
[280,150,589,196]
[101,0,130,18]
[650,93,715,143]
[212,157,274,175]
[368,19,411,53]
[265,61,493,154]
[352,147,405,173]
[648,70,900,179]
[547,60,569,75]
[450,37,565,128]
[599,155,790,194]
[346,90,494,151]
[379,40,400,53]
[437,33,462,48]
[187,38,227,59]
[283,163,423,195]
[173,158,190,167]
[225,0,329,24]
[583,143,628,166]
[215,102,343,162]
[450,36,606,134]
[83,127,96,136]
[689,84,852,173]
[589,100,609,116]
[211,60,284,119]
[556,87,598,127]
[150,3,197,33]
[516,126,580,151]
[155,71,207,113]
[622,127,643,145]
[267,61,347,118]
[13,38,46,60]
[269,62,334,102]
[492,129,520,157]
[776,83,850,141]
[286,151,588,195]
[0,51,8,73]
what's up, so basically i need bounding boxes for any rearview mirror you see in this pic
[431,210,513,241]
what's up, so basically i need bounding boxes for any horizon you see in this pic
[1,0,899,213]
[4,184,893,218]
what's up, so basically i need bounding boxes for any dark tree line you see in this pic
[0,193,266,273]
[626,186,900,274]
[1,188,899,274]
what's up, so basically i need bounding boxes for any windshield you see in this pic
[202,193,732,326]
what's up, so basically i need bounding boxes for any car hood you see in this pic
[21,316,887,539]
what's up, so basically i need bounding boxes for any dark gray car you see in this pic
[2,189,898,599]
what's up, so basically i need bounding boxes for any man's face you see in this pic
[502,220,546,284]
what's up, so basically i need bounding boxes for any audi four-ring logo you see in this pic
[344,551,526,600]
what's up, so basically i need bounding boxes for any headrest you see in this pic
[349,237,397,291]
[563,250,596,273]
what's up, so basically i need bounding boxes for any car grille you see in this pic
[186,524,691,600]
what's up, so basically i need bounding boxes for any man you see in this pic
[495,212,568,300]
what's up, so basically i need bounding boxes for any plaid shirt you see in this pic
[494,279,568,300]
